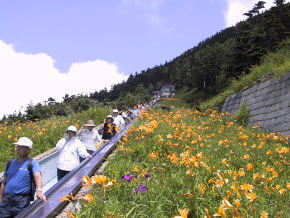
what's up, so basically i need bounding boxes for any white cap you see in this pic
[66,125,77,133]
[14,137,33,148]
[112,109,118,113]
[106,115,113,119]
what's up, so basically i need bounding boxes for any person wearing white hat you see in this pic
[0,137,46,217]
[111,109,125,131]
[77,120,102,162]
[56,126,92,180]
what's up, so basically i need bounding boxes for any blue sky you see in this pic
[0,0,280,116]
[0,0,225,74]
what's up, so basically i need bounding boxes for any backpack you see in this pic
[5,158,36,201]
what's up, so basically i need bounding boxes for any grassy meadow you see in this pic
[0,107,110,171]
[74,98,289,217]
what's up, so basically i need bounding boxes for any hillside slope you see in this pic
[75,98,289,217]
[91,4,290,107]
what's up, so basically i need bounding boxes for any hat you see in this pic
[112,109,119,113]
[86,120,96,127]
[14,137,33,148]
[106,115,114,121]
[66,125,77,133]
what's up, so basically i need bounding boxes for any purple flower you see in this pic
[145,173,151,178]
[121,174,135,181]
[136,184,147,194]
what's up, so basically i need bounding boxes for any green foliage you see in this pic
[116,84,152,109]
[76,104,289,217]
[1,95,96,124]
[90,4,290,106]
[236,102,251,126]
[200,39,290,110]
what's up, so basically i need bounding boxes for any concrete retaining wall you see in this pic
[222,72,290,137]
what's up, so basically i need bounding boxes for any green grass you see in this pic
[0,106,110,171]
[200,39,290,110]
[76,102,289,217]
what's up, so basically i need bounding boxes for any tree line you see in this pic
[2,2,289,124]
[91,2,290,105]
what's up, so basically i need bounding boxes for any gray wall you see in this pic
[222,72,290,136]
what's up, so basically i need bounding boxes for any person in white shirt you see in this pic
[118,108,131,125]
[56,126,92,181]
[112,109,125,131]
[77,120,102,162]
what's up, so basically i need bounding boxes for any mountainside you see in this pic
[2,4,289,124]
[91,3,290,106]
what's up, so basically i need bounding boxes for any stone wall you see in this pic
[222,72,290,137]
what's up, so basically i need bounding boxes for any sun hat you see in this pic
[66,125,77,133]
[106,115,114,121]
[112,109,119,113]
[14,137,33,148]
[86,120,96,127]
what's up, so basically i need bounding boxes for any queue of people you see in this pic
[0,103,151,217]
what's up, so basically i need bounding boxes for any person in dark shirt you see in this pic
[101,115,117,140]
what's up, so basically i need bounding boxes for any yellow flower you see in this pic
[174,208,189,218]
[149,152,159,159]
[104,181,114,188]
[132,166,140,172]
[60,194,76,202]
[246,192,257,202]
[66,211,76,218]
[82,194,94,203]
[279,188,286,195]
[234,199,241,207]
[261,211,268,218]
[247,163,253,171]
[91,175,107,184]
[213,207,226,216]
[242,154,250,159]
[240,184,254,191]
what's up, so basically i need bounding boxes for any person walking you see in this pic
[0,137,46,217]
[56,126,92,181]
[117,108,131,125]
[112,109,125,131]
[101,115,117,140]
[78,120,102,162]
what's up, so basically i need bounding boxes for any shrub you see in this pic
[236,101,251,126]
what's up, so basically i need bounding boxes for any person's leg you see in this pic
[0,194,14,218]
[57,168,70,181]
[11,195,30,217]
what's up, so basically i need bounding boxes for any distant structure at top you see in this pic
[153,84,176,98]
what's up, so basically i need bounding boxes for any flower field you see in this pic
[0,107,110,171]
[76,99,289,217]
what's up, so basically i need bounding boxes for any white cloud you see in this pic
[223,0,289,27]
[0,40,127,117]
